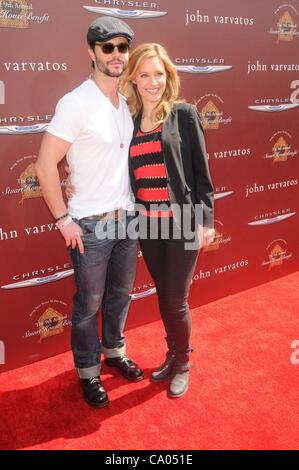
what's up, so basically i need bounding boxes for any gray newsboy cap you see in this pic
[87,16,134,45]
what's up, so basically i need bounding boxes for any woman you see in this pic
[120,43,215,398]
[66,43,214,398]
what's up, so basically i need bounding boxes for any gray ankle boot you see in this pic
[151,350,175,382]
[168,363,190,398]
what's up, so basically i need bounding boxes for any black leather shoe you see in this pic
[80,377,109,408]
[151,351,175,382]
[104,356,144,381]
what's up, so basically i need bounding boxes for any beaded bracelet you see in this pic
[55,212,69,222]
[56,215,73,229]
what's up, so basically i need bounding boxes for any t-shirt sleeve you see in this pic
[47,93,83,143]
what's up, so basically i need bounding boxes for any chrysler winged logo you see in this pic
[248,212,296,226]
[83,6,167,19]
[1,270,74,290]
[0,124,49,135]
[176,65,232,74]
[130,288,156,300]
[215,191,234,201]
[248,104,299,112]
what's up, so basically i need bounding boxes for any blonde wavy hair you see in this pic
[120,43,181,124]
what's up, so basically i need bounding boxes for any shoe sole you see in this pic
[122,372,144,382]
[167,385,189,398]
[84,397,110,408]
[105,362,145,382]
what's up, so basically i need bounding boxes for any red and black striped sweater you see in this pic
[129,124,173,218]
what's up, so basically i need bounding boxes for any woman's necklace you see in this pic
[91,75,125,149]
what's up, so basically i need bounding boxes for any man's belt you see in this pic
[81,209,124,222]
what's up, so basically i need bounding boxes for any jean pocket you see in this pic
[79,218,98,235]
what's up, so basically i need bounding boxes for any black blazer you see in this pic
[129,102,214,229]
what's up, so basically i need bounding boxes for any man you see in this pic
[36,16,144,409]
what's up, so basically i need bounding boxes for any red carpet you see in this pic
[0,271,298,450]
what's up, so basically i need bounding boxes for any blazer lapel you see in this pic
[161,109,184,184]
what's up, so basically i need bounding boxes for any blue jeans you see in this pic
[70,213,138,379]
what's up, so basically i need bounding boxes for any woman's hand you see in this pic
[65,164,76,199]
[198,226,216,249]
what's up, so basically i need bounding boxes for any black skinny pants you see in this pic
[140,236,199,364]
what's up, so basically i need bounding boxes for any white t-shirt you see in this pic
[47,79,134,219]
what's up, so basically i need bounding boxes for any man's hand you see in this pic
[58,219,84,254]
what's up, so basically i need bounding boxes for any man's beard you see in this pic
[103,66,124,77]
[95,58,126,77]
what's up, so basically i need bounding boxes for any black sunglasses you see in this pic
[95,42,130,54]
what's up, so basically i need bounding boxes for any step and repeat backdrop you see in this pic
[0,0,298,372]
